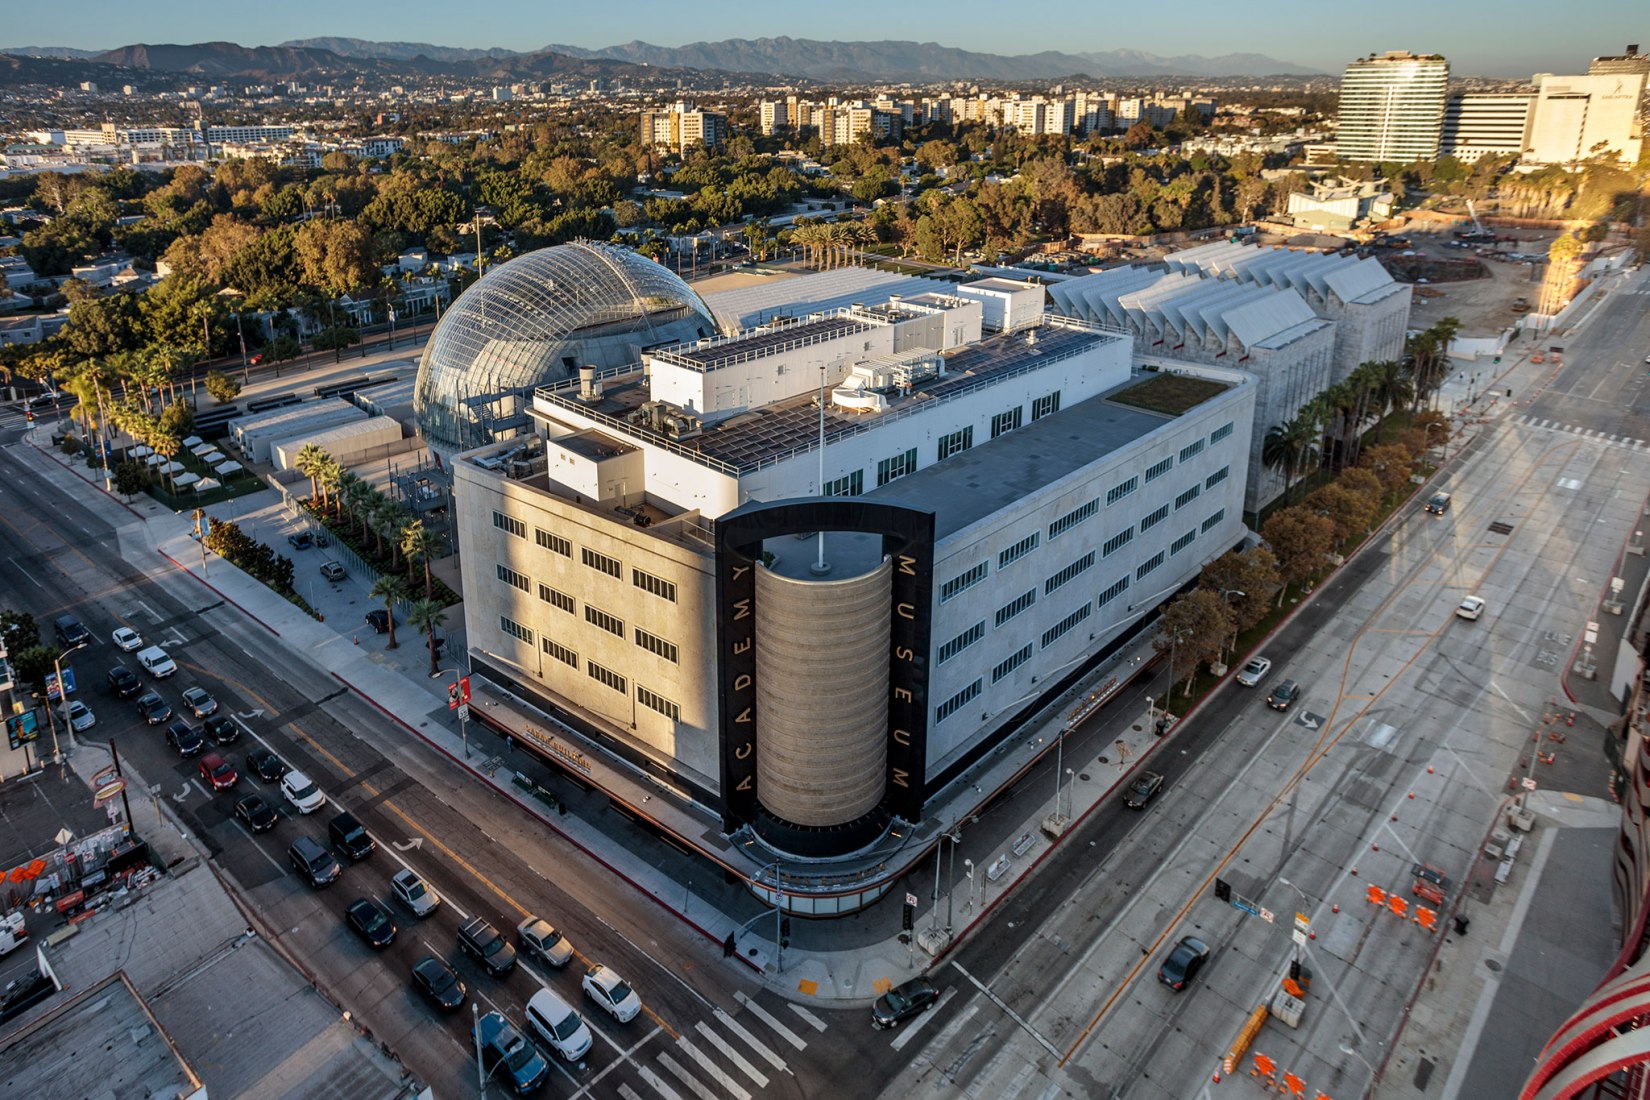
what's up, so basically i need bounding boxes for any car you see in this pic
[328,811,375,861]
[518,916,574,968]
[581,964,642,1023]
[1234,656,1272,687]
[60,700,95,733]
[1124,771,1165,809]
[248,748,286,783]
[233,794,278,833]
[1267,680,1301,711]
[475,1011,551,1094]
[202,715,238,744]
[345,898,398,949]
[457,916,518,976]
[27,391,63,410]
[871,976,939,1029]
[0,968,57,1021]
[110,627,143,652]
[411,956,467,1013]
[53,614,91,646]
[106,665,141,698]
[135,645,177,678]
[288,835,342,887]
[365,609,390,634]
[1424,491,1452,515]
[319,560,347,581]
[197,752,238,790]
[280,769,326,814]
[179,686,217,718]
[1158,935,1211,991]
[525,987,593,1062]
[166,720,205,757]
[391,869,441,918]
[1456,595,1486,621]
[135,691,172,725]
[287,531,314,551]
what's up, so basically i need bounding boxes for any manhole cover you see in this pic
[1097,756,1109,764]
[1079,773,1091,782]
[1485,959,1502,972]
[1488,521,1515,535]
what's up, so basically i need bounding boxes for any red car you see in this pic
[198,752,239,791]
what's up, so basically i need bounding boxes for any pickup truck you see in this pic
[0,911,28,957]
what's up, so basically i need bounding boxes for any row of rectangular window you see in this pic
[998,532,1039,569]
[632,568,677,602]
[635,628,679,664]
[1140,503,1169,532]
[1097,575,1129,607]
[1048,499,1098,540]
[940,561,989,603]
[542,637,577,668]
[936,679,982,724]
[824,470,864,497]
[1144,456,1174,482]
[1170,529,1197,555]
[937,621,985,664]
[1031,392,1061,421]
[493,511,525,538]
[1045,550,1095,595]
[636,684,680,721]
[1179,439,1205,463]
[877,448,918,487]
[496,564,530,592]
[1136,551,1165,580]
[995,589,1036,627]
[937,427,973,461]
[499,616,533,644]
[1106,476,1138,506]
[992,643,1034,683]
[1174,484,1201,510]
[1209,421,1234,445]
[581,546,622,578]
[585,605,624,637]
[1202,508,1226,533]
[990,407,1023,439]
[1042,602,1091,648]
[1205,466,1229,490]
[535,527,571,556]
[588,660,626,695]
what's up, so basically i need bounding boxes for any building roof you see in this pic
[1164,241,1402,306]
[699,266,952,331]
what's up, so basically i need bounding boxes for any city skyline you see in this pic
[8,0,1645,78]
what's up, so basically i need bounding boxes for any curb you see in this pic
[157,550,281,637]
[25,431,146,521]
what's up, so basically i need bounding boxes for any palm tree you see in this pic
[369,574,407,649]
[316,458,344,520]
[406,598,447,677]
[368,498,401,560]
[401,519,434,598]
[294,444,328,503]
[1365,358,1413,440]
[1262,414,1319,504]
[151,431,181,494]
[339,475,371,538]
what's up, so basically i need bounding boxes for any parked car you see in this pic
[203,715,238,744]
[1424,491,1452,515]
[136,645,176,678]
[364,610,390,634]
[871,976,939,1029]
[474,1011,550,1094]
[457,916,517,976]
[517,916,574,968]
[328,811,375,861]
[107,665,141,698]
[319,560,347,581]
[288,835,342,887]
[580,964,641,1023]
[410,956,467,1013]
[345,898,398,949]
[525,987,593,1062]
[53,614,90,646]
[135,691,171,725]
[1124,771,1165,809]
[1234,656,1272,687]
[110,626,143,652]
[166,720,205,758]
[1158,935,1211,991]
[1267,680,1301,712]
[390,869,441,918]
[198,752,238,790]
[280,769,326,814]
[234,794,278,833]
[179,686,217,718]
[1456,595,1486,621]
[287,531,314,551]
[247,748,286,783]
[60,700,95,732]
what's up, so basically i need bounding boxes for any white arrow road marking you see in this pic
[392,837,424,852]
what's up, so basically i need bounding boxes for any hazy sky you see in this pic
[11,0,1645,77]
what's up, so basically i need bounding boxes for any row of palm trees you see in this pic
[786,219,876,270]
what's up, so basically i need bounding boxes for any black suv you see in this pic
[203,715,239,744]
[1267,680,1301,711]
[135,691,172,725]
[165,721,205,757]
[457,916,517,976]
[107,665,142,698]
[328,811,376,861]
[288,836,342,887]
[53,614,90,646]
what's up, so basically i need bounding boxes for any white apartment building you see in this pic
[1442,92,1534,162]
[1525,70,1646,165]
[1336,51,1450,162]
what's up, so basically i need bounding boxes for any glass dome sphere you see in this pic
[415,242,717,458]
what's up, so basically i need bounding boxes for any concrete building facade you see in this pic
[1336,51,1450,162]
[1442,92,1534,162]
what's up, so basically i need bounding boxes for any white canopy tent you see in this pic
[212,460,244,476]
[193,477,220,492]
[172,472,200,488]
[181,435,203,448]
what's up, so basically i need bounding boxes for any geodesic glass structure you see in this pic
[415,242,717,459]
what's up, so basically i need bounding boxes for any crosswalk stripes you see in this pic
[1517,415,1647,449]
[657,1052,723,1100]
[619,991,822,1100]
[733,992,806,1051]
[676,1037,752,1100]
[786,1002,828,1033]
[634,1063,685,1100]
[713,1007,790,1070]
[694,1022,770,1088]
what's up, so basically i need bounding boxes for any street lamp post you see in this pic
[436,667,470,758]
[47,641,87,762]
[1278,875,1311,970]
[1338,1040,1378,1097]
[962,858,975,915]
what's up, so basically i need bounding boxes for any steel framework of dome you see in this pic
[414,241,717,458]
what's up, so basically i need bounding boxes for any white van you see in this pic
[525,988,593,1062]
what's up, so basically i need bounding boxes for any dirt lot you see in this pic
[1391,232,1556,339]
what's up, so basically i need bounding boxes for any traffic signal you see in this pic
[723,931,737,958]
[902,903,915,931]
[1214,878,1232,902]
[780,916,791,948]
[1288,959,1301,981]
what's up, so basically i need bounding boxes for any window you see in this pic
[1041,602,1091,648]
[499,616,534,645]
[937,621,985,664]
[1170,529,1197,555]
[492,511,525,539]
[992,644,1034,683]
[581,547,622,578]
[537,583,575,614]
[1179,439,1205,463]
[998,532,1039,569]
[935,679,982,724]
[1175,484,1201,511]
[637,685,680,721]
[824,470,864,497]
[1048,499,1098,540]
[587,660,626,695]
[1031,392,1061,421]
[1102,527,1135,557]
[940,561,988,603]
[535,528,571,556]
[1205,466,1230,490]
[994,589,1036,628]
[1140,503,1169,532]
[635,628,679,663]
[496,564,529,592]
[937,427,973,461]
[1045,551,1096,595]
[541,637,578,668]
[1144,456,1174,483]
[876,448,918,487]
[1136,551,1165,580]
[1106,476,1139,506]
[1210,421,1234,445]
[1202,508,1226,533]
[990,407,1023,439]
[584,605,624,637]
[1097,575,1130,608]
[632,569,677,602]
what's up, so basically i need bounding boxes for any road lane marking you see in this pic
[949,966,1056,1058]
[693,1021,767,1088]
[733,991,806,1050]
[229,820,288,876]
[657,1052,720,1100]
[713,1007,789,1071]
[676,1037,750,1100]
[888,986,957,1052]
[633,1066,683,1100]
[786,1003,827,1032]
